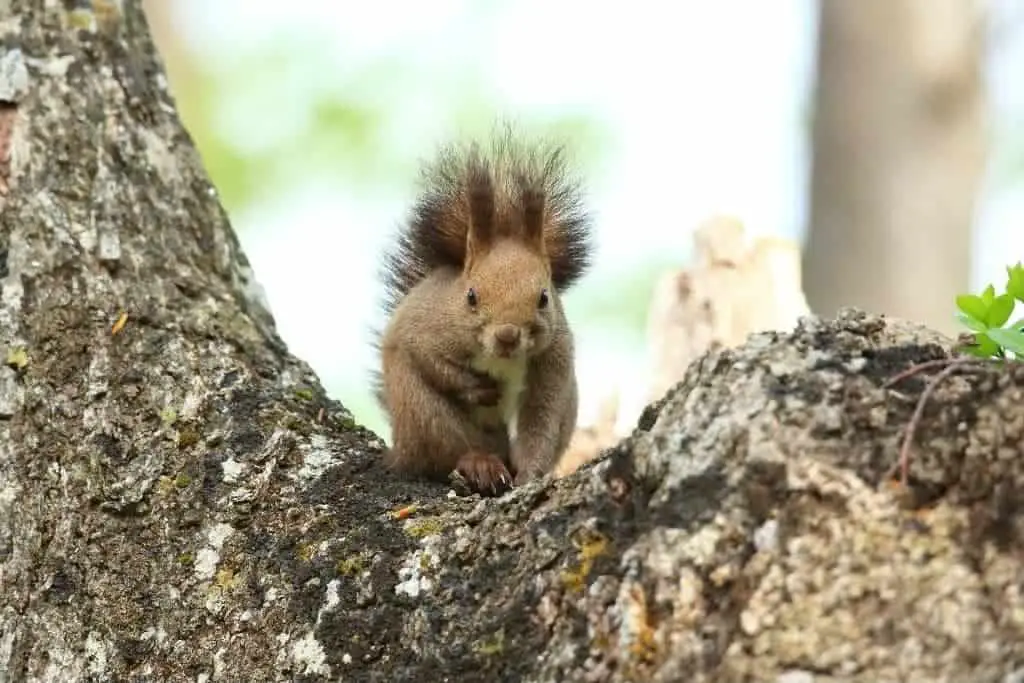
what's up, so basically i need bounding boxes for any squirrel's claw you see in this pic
[455,450,513,497]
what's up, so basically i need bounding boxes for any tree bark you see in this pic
[803,0,987,335]
[2,2,1024,682]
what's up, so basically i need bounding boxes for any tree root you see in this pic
[884,356,986,486]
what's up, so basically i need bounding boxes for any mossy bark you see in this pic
[2,2,1024,682]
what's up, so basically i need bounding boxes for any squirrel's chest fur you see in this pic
[469,352,529,433]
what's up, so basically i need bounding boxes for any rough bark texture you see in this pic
[556,215,811,479]
[803,0,987,336]
[3,3,1024,683]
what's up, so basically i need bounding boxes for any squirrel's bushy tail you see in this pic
[378,125,595,315]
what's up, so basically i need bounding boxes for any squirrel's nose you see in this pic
[494,325,521,351]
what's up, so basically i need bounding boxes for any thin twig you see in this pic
[883,357,959,388]
[891,358,978,485]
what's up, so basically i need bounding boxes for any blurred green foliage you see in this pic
[173,31,611,214]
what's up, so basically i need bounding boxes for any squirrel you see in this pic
[372,127,594,496]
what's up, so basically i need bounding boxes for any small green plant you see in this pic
[885,262,1024,487]
[954,262,1024,359]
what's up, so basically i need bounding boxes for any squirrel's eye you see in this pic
[466,288,478,307]
[538,288,549,309]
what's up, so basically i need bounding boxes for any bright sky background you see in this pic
[172,0,1024,435]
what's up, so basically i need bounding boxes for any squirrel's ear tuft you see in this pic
[464,148,496,268]
[519,179,546,253]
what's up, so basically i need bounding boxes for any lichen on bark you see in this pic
[2,2,1024,683]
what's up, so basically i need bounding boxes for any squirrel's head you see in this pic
[462,239,557,360]
[458,153,559,360]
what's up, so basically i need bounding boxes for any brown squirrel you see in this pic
[372,128,594,495]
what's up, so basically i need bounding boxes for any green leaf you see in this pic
[986,327,1024,356]
[956,294,990,325]
[955,311,988,333]
[958,332,1002,358]
[1007,262,1024,302]
[1009,317,1024,331]
[981,284,997,305]
[987,294,1016,328]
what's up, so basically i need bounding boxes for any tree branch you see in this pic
[1,3,1023,682]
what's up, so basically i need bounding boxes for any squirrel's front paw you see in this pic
[455,450,513,496]
[461,372,501,407]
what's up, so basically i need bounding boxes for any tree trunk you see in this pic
[2,2,1024,681]
[803,0,987,335]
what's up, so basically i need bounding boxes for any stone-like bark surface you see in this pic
[2,2,1024,682]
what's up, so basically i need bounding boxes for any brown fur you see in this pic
[372,126,594,495]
